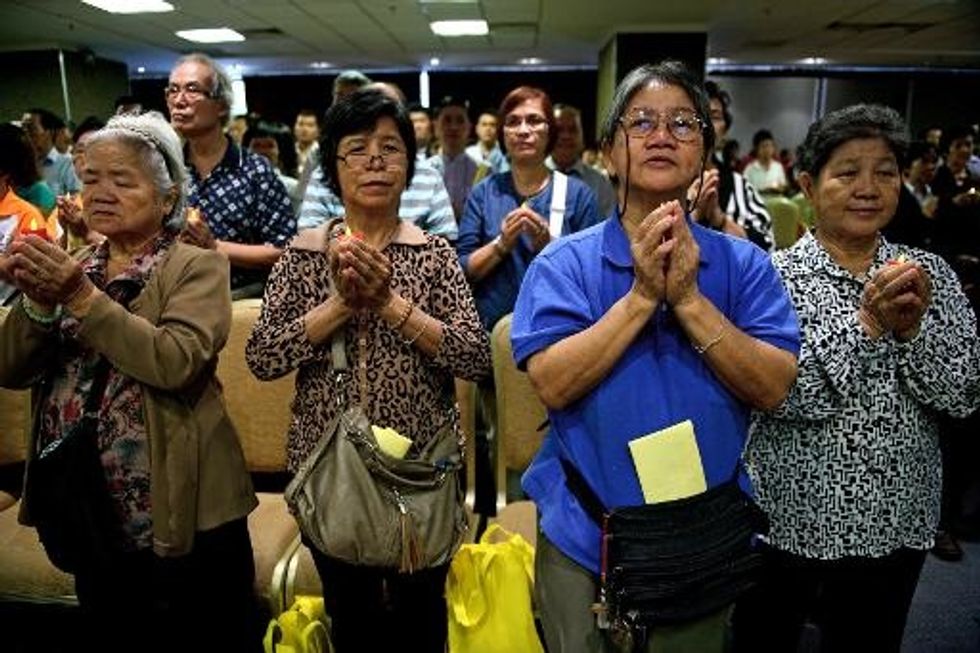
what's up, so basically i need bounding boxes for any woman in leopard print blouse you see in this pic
[736,105,980,653]
[246,89,490,653]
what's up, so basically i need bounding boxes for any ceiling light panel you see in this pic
[430,20,489,36]
[176,28,247,43]
[82,0,174,13]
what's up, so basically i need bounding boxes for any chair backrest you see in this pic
[217,299,294,473]
[790,192,815,228]
[766,196,802,249]
[491,314,547,476]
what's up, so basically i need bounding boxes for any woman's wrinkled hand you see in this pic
[662,202,702,308]
[688,169,724,228]
[7,235,91,307]
[630,201,677,305]
[862,260,931,341]
[519,207,552,252]
[332,236,392,311]
[56,194,88,239]
[498,207,528,252]
[179,210,217,250]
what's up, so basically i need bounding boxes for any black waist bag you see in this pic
[562,459,768,639]
[26,358,123,574]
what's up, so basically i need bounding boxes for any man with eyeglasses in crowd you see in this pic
[166,52,295,299]
[296,82,457,241]
[22,107,81,198]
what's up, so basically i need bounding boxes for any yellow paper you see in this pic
[371,425,412,459]
[628,419,707,504]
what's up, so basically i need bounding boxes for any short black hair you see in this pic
[73,116,105,144]
[0,123,41,186]
[903,140,938,170]
[940,124,976,156]
[27,108,65,133]
[599,60,715,158]
[320,88,416,199]
[434,95,470,120]
[752,129,774,149]
[243,121,299,177]
[796,104,907,178]
[704,80,732,129]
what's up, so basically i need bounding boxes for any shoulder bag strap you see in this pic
[548,171,568,239]
[560,457,607,525]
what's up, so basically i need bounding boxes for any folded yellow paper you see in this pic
[372,425,413,459]
[628,419,707,504]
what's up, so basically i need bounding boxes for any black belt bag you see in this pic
[561,458,768,645]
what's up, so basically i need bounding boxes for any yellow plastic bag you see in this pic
[263,595,331,653]
[447,523,544,653]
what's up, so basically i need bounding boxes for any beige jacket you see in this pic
[0,242,257,558]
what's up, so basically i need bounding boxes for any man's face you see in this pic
[476,114,498,146]
[435,106,470,155]
[294,115,320,146]
[22,113,52,157]
[552,110,583,168]
[166,61,227,138]
[410,111,433,147]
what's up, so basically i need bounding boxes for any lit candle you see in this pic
[20,216,51,241]
[187,206,203,226]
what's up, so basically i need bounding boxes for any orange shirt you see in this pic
[0,188,57,240]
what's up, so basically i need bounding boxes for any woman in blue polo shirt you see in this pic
[511,61,800,652]
[457,85,600,332]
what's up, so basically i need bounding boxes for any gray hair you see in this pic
[797,104,907,178]
[173,52,235,127]
[84,111,188,230]
[599,60,715,156]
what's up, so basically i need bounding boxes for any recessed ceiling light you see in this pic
[137,66,146,73]
[800,56,827,65]
[82,0,174,13]
[430,20,488,37]
[706,57,729,65]
[175,28,246,44]
[310,61,332,69]
[518,57,542,65]
[429,57,441,67]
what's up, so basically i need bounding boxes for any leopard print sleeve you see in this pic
[426,236,492,382]
[246,245,331,380]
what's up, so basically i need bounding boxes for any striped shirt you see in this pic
[720,167,774,252]
[297,159,457,240]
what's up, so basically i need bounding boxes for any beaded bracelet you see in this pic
[22,298,62,326]
[406,315,429,346]
[392,299,414,331]
[693,323,726,355]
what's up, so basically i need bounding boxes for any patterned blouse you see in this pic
[746,231,980,559]
[246,221,491,472]
[38,230,179,551]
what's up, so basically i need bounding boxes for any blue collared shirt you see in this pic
[41,148,80,196]
[457,171,601,331]
[186,138,296,290]
[512,213,800,573]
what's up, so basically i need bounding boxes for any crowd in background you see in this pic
[1,53,979,653]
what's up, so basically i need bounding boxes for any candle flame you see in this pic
[29,216,41,231]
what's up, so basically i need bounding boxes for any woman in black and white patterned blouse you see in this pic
[734,105,980,653]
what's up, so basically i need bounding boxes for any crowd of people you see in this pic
[0,52,978,653]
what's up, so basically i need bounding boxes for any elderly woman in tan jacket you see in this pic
[0,111,259,653]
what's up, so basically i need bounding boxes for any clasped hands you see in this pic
[498,206,551,254]
[0,235,91,310]
[329,234,392,311]
[860,258,931,342]
[630,200,701,309]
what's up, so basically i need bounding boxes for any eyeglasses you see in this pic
[502,114,549,131]
[620,107,704,142]
[164,83,216,101]
[336,143,407,169]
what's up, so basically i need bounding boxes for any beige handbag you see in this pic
[285,326,467,572]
